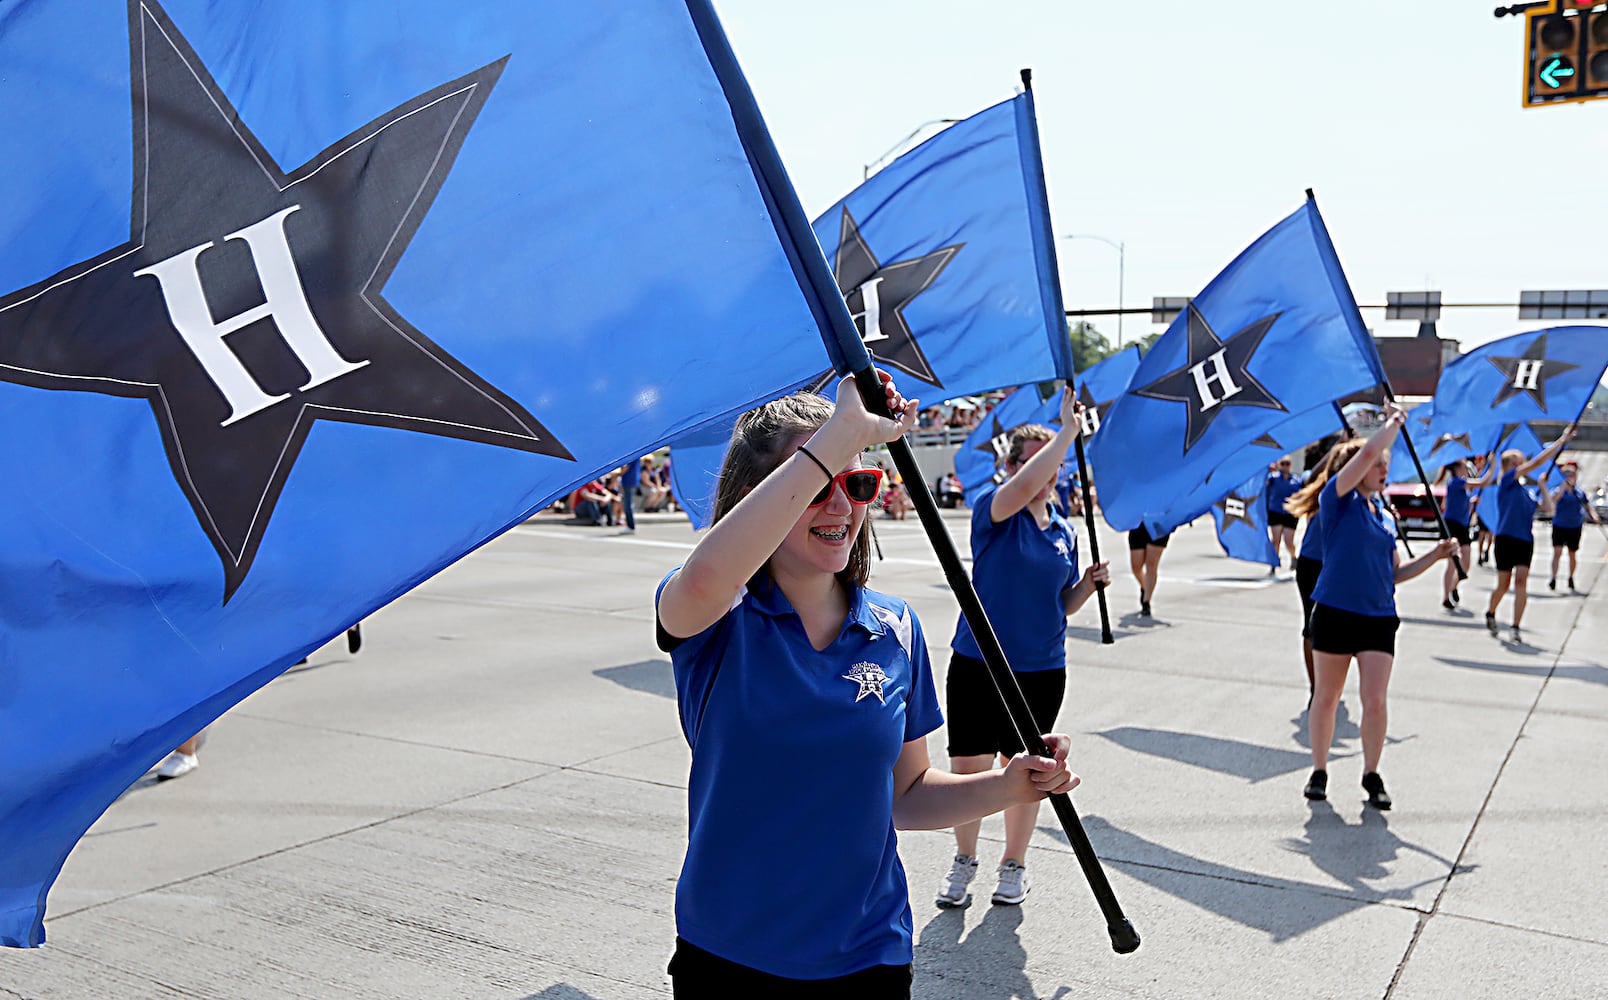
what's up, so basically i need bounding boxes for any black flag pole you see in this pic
[1069,402,1115,643]
[691,16,1138,952]
[1305,188,1465,582]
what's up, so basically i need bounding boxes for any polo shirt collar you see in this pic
[744,573,884,639]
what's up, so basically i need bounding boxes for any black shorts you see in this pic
[945,652,1065,759]
[1552,526,1583,552]
[1268,511,1299,530]
[1494,535,1534,572]
[669,938,911,998]
[1127,525,1171,551]
[1447,520,1471,546]
[1308,602,1399,657]
[1295,556,1323,639]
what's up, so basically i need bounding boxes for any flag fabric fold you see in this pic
[0,0,862,947]
[1088,197,1380,533]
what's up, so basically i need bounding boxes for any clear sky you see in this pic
[714,1,1607,355]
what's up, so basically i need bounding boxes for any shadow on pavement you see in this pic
[594,659,676,699]
[1093,726,1328,782]
[1289,701,1362,750]
[1435,656,1608,685]
[915,899,1043,999]
[1039,814,1457,943]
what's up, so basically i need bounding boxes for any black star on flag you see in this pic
[1486,331,1579,410]
[831,206,962,388]
[1132,304,1287,454]
[1215,488,1261,533]
[974,412,1011,478]
[1428,431,1473,459]
[0,1,570,600]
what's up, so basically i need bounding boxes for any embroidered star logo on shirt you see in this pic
[843,661,891,705]
[1054,536,1070,558]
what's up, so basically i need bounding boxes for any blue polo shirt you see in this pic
[1266,472,1301,515]
[1496,469,1541,541]
[656,572,942,980]
[1311,479,1398,617]
[951,483,1080,673]
[1298,513,1324,561]
[1443,476,1469,526]
[1553,486,1588,530]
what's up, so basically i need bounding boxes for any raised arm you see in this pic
[1333,403,1405,498]
[1464,454,1499,489]
[988,388,1079,524]
[657,373,917,639]
[1518,425,1575,475]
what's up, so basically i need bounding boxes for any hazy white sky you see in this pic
[714,1,1607,353]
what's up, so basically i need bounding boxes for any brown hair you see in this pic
[1284,438,1366,519]
[710,392,873,588]
[1433,458,1467,486]
[1006,423,1056,465]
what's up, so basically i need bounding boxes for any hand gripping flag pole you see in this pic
[1305,188,1465,582]
[689,23,1139,951]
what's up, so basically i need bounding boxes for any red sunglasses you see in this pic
[809,468,885,508]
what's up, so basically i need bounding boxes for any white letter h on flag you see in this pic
[135,205,368,426]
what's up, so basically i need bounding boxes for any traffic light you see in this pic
[1524,1,1608,107]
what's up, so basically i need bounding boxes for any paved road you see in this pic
[3,506,1604,999]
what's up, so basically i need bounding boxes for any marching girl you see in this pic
[1433,459,1473,611]
[1286,441,1357,702]
[1479,426,1575,642]
[1549,462,1600,592]
[1293,404,1455,809]
[935,391,1109,909]
[1266,457,1302,569]
[655,373,1077,995]
[1127,523,1170,618]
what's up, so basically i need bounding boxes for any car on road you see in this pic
[1383,482,1464,540]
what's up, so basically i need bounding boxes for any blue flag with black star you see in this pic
[1088,196,1382,532]
[1388,400,1483,484]
[1426,326,1608,434]
[671,90,1076,527]
[953,386,1062,503]
[1210,472,1277,566]
[0,0,873,948]
[1112,401,1346,538]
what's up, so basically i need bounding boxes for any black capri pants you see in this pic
[945,651,1065,759]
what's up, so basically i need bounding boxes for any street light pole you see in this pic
[1060,233,1125,346]
[862,119,963,180]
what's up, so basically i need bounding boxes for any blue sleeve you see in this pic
[968,481,1004,551]
[655,567,733,747]
[903,608,944,742]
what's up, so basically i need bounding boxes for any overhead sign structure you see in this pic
[1523,0,1608,107]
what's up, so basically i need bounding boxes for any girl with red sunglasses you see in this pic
[655,371,1078,996]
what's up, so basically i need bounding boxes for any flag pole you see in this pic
[686,10,1138,953]
[1305,188,1464,581]
[1069,409,1115,643]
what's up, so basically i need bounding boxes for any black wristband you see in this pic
[795,444,834,484]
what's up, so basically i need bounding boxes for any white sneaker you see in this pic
[991,860,1030,905]
[154,751,198,780]
[934,854,978,907]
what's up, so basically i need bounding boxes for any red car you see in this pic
[1383,482,1472,540]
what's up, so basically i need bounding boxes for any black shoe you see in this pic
[1451,587,1460,604]
[1362,771,1391,810]
[1485,612,1498,635]
[1511,626,1522,644]
[1478,553,1488,566]
[346,623,363,655]
[1140,601,1152,618]
[1442,599,1455,611]
[1569,577,1576,591]
[1548,578,1556,591]
[1303,769,1328,801]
